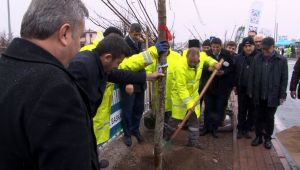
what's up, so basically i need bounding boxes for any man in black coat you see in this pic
[234,37,258,139]
[290,57,300,99]
[248,37,288,149]
[121,23,146,146]
[69,34,151,118]
[125,23,143,55]
[0,1,100,170]
[200,38,234,138]
[68,34,168,166]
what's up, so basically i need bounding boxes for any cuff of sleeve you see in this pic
[186,100,194,110]
[149,46,159,59]
[140,71,147,83]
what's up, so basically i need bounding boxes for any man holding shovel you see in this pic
[165,48,220,149]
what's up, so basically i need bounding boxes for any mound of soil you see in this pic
[115,128,233,170]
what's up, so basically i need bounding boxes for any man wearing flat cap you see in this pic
[182,39,201,57]
[247,37,288,149]
[234,37,257,139]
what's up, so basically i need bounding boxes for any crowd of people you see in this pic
[1,1,300,170]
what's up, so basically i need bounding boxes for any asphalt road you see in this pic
[275,59,300,133]
[274,58,300,169]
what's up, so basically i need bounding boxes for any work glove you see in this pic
[155,41,170,56]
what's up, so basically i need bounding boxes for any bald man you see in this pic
[254,34,265,52]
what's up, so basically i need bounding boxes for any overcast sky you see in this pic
[1,0,299,42]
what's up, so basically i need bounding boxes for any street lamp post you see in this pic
[7,0,12,40]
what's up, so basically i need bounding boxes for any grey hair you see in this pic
[20,0,89,39]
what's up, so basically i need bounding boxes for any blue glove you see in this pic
[155,41,170,56]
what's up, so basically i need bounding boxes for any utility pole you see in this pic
[274,0,278,42]
[154,0,167,169]
[7,0,12,40]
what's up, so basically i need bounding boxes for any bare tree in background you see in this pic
[0,31,12,53]
[91,0,158,44]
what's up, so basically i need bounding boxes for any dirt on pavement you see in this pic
[115,127,233,170]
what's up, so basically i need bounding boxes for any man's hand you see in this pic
[290,91,297,99]
[216,70,224,76]
[125,84,134,95]
[280,98,286,105]
[146,71,165,81]
[155,41,170,56]
[214,63,222,70]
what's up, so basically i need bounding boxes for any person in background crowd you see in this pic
[254,34,265,52]
[198,39,212,95]
[290,57,300,99]
[234,37,257,139]
[238,30,257,54]
[202,39,211,52]
[182,39,201,56]
[248,30,257,39]
[225,41,237,57]
[219,41,238,127]
[248,37,288,149]
[120,23,157,147]
[125,23,143,54]
[291,46,296,58]
[201,38,234,138]
[281,48,285,56]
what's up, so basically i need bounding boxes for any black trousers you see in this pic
[237,91,255,132]
[120,88,145,138]
[222,89,233,121]
[203,92,227,131]
[255,99,277,140]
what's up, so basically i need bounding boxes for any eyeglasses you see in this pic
[255,41,262,43]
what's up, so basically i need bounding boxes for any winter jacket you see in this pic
[171,52,218,120]
[0,38,99,170]
[202,49,234,95]
[248,52,288,107]
[165,50,182,112]
[234,50,258,93]
[124,35,145,92]
[68,50,147,117]
[92,46,160,144]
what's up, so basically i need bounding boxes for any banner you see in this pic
[109,85,123,138]
[248,1,264,33]
[93,83,123,145]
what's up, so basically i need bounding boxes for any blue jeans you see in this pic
[120,88,145,137]
[203,92,227,131]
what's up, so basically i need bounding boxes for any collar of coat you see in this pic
[259,51,282,61]
[91,49,106,79]
[3,38,65,70]
[208,48,229,60]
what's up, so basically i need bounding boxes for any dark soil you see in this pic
[115,127,233,170]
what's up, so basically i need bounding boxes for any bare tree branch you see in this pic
[137,0,158,34]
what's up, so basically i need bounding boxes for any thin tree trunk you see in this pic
[154,0,167,169]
